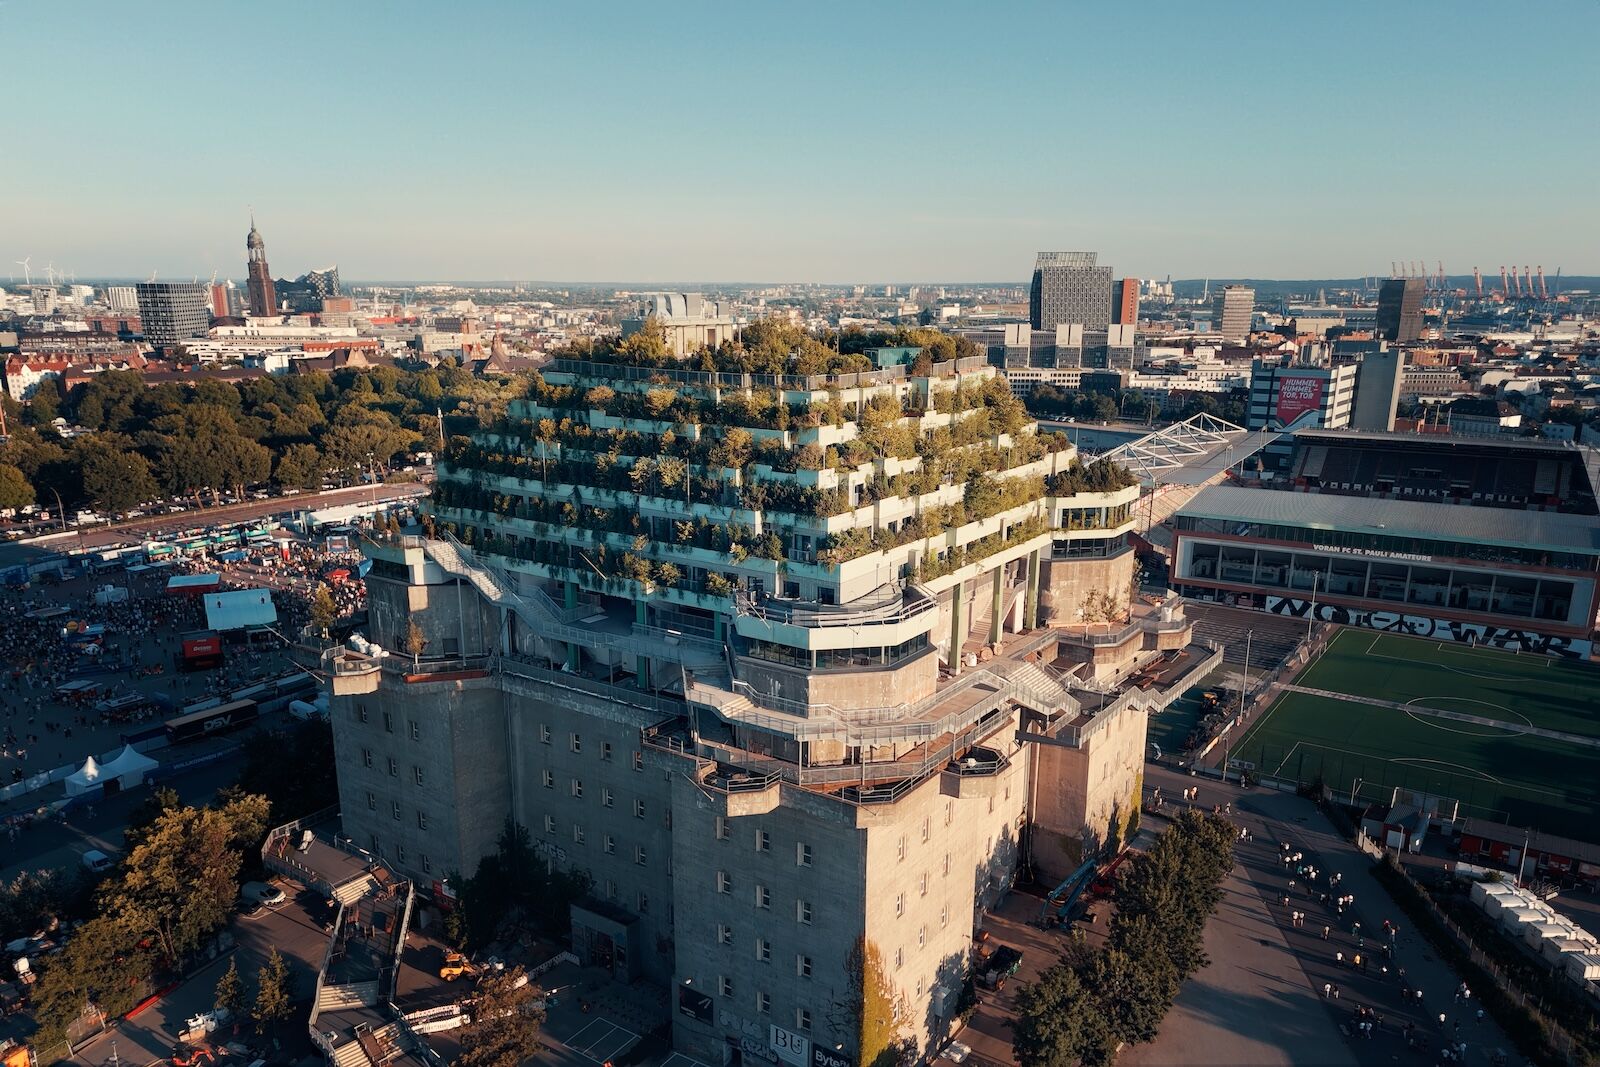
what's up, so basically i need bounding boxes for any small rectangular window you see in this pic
[755,885,771,909]
[720,976,733,998]
[571,778,583,798]
[797,955,812,978]
[572,824,584,844]
[362,748,372,768]
[921,816,931,842]
[897,835,906,861]
[894,947,903,969]
[756,991,770,1015]
[383,711,393,734]
[757,939,771,962]
[895,893,905,917]
[357,704,368,723]
[633,750,643,771]
[543,770,554,788]
[543,815,555,834]
[635,845,647,866]
[366,791,376,811]
[717,871,732,894]
[540,724,551,744]
[417,811,428,830]
[796,900,812,925]
[396,844,406,863]
[387,757,398,777]
[413,765,424,786]
[422,854,432,873]
[603,788,614,807]
[756,829,770,852]
[716,816,730,840]
[718,924,732,945]
[604,835,615,854]
[391,800,401,821]
[638,892,649,914]
[796,843,812,867]
[635,799,646,818]
[797,1008,811,1033]
[601,741,613,761]
[408,720,420,742]
[570,733,581,753]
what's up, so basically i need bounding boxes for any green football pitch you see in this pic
[1227,628,1600,839]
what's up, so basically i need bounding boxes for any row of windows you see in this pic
[367,832,432,873]
[541,775,664,821]
[360,749,427,785]
[356,703,423,740]
[711,978,812,1033]
[366,791,429,831]
[538,725,645,769]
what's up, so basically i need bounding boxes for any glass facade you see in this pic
[1180,539,1582,624]
[744,633,931,671]
[1174,515,1600,574]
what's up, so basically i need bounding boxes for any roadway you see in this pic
[0,480,430,565]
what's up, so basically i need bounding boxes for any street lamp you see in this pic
[1306,571,1321,644]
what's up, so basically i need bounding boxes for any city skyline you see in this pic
[3,0,1598,282]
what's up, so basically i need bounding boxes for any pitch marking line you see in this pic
[1281,684,1600,749]
[566,1020,640,1063]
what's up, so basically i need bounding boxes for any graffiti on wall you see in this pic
[1263,596,1590,659]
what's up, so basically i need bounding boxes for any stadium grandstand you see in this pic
[1170,430,1600,658]
[1284,430,1598,515]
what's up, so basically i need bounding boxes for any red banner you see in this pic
[1275,375,1326,425]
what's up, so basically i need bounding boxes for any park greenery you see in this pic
[457,965,545,1067]
[1012,812,1236,1067]
[26,791,270,1051]
[1024,383,1247,428]
[0,364,519,518]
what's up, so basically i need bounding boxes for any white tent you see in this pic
[65,745,159,796]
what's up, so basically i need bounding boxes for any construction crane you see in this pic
[1524,266,1534,300]
[1473,267,1483,298]
[1437,262,1446,290]
[1500,266,1510,298]
[1391,261,1400,279]
[1537,266,1548,301]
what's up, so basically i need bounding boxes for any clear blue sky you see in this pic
[3,0,1596,283]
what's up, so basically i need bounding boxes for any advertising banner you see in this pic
[1275,375,1326,425]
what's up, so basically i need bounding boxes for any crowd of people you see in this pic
[0,530,371,790]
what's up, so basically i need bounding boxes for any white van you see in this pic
[81,850,115,874]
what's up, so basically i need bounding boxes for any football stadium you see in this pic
[1228,628,1600,839]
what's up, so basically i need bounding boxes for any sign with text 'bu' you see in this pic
[769,1025,809,1067]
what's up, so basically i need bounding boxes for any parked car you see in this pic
[81,850,115,874]
[241,881,285,907]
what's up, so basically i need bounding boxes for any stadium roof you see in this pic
[1292,428,1587,455]
[1178,485,1600,554]
[204,588,278,632]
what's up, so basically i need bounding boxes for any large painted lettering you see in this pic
[1262,596,1590,659]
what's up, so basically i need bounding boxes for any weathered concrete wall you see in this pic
[1028,699,1147,885]
[1039,551,1136,628]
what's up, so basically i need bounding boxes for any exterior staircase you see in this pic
[333,874,378,907]
[994,659,1079,716]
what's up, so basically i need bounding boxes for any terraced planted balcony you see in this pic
[731,583,937,650]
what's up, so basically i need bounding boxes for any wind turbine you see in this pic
[45,263,57,286]
[14,258,31,285]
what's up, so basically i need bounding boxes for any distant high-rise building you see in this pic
[246,218,277,317]
[135,282,210,350]
[210,283,231,319]
[1376,277,1425,343]
[1351,349,1404,432]
[1111,278,1140,325]
[1029,252,1112,331]
[105,286,139,313]
[1214,285,1254,343]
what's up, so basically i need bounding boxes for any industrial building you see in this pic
[327,348,1214,1065]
